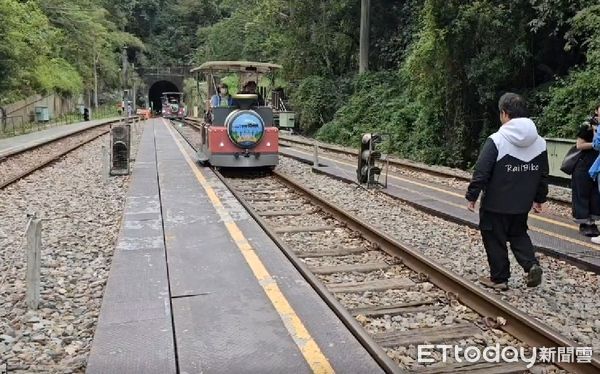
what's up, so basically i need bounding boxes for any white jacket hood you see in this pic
[498,118,539,148]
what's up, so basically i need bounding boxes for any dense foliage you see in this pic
[0,0,141,105]
[2,0,599,166]
[190,0,600,167]
[315,0,599,166]
[535,4,600,137]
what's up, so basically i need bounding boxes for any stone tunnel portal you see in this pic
[148,80,180,114]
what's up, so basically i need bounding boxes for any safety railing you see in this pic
[0,105,118,139]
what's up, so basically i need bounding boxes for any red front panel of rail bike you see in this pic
[208,127,279,154]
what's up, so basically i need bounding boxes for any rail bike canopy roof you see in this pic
[190,61,283,74]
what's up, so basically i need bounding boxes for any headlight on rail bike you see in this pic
[224,110,265,149]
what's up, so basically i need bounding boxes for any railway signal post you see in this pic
[357,133,382,187]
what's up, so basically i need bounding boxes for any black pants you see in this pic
[571,162,600,222]
[479,210,539,283]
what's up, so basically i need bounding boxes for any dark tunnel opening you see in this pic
[149,80,180,113]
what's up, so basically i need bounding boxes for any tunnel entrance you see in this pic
[148,80,180,114]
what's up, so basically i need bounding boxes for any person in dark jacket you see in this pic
[571,105,600,237]
[466,93,547,290]
[238,81,265,106]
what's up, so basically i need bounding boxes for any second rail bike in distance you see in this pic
[190,61,280,169]
[161,92,185,120]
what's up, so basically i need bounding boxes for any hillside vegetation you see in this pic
[2,0,599,167]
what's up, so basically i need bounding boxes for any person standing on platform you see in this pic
[571,105,600,237]
[465,93,547,290]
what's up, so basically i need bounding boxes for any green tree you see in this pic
[0,0,82,102]
[38,0,143,101]
[536,4,600,136]
[0,0,141,106]
[143,0,222,65]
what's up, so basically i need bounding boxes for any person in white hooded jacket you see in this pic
[466,93,548,290]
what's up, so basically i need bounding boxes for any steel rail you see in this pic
[279,133,472,181]
[177,118,597,372]
[171,119,403,373]
[277,134,572,206]
[280,149,600,275]
[184,116,570,205]
[213,169,405,374]
[0,117,139,189]
[0,117,128,159]
[0,130,108,189]
[182,117,463,180]
[272,170,600,374]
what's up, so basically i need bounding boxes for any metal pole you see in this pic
[0,107,5,134]
[132,63,137,113]
[385,158,389,188]
[366,143,371,189]
[25,217,42,310]
[93,48,99,109]
[313,143,319,168]
[121,46,128,94]
[196,72,201,111]
[359,0,370,74]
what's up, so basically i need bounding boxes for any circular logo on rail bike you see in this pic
[226,110,265,149]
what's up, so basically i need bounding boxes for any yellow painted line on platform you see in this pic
[284,148,600,251]
[530,225,600,251]
[163,120,335,374]
[387,181,600,249]
[288,148,578,228]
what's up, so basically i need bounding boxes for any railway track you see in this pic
[171,119,600,373]
[220,171,598,373]
[0,118,137,189]
[183,117,571,206]
[279,133,474,180]
[278,133,573,207]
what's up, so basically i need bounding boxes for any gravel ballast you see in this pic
[278,156,600,353]
[227,175,566,372]
[280,137,574,208]
[0,122,143,373]
[228,176,533,370]
[0,127,110,188]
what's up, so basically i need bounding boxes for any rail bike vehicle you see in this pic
[161,92,185,120]
[190,61,281,168]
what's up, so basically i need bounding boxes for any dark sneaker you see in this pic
[478,276,508,291]
[527,264,542,287]
[579,224,590,236]
[588,224,600,237]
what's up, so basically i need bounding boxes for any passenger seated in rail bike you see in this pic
[209,83,234,108]
[238,80,265,107]
[205,83,234,123]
